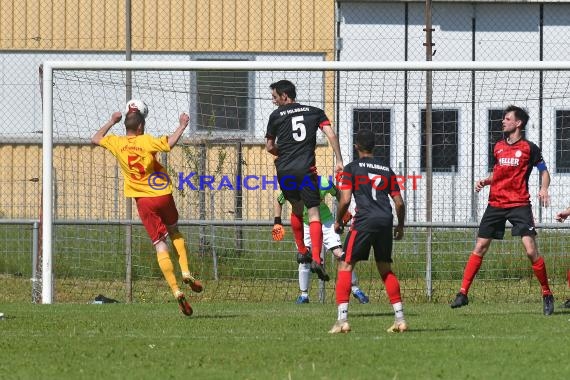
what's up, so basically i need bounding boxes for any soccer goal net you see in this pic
[39,60,570,304]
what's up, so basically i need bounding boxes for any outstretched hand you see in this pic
[555,208,570,223]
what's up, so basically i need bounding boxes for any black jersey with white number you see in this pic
[265,103,330,173]
[341,157,400,231]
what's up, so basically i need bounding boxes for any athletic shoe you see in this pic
[387,320,408,333]
[563,299,570,309]
[450,292,469,309]
[182,273,204,293]
[296,248,313,264]
[310,261,330,281]
[352,289,369,304]
[543,294,554,316]
[176,291,193,316]
[295,295,309,304]
[328,319,351,334]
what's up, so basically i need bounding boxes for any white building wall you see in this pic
[338,1,570,223]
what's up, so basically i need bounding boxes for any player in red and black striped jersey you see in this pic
[265,80,343,281]
[329,129,407,334]
[451,105,554,315]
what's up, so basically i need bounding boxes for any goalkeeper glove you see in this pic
[272,217,285,241]
[341,211,352,225]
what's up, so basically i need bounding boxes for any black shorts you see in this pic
[277,171,321,209]
[342,226,393,264]
[478,204,537,240]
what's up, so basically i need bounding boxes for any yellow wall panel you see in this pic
[51,0,66,49]
[195,0,211,51]
[222,0,236,51]
[261,0,275,51]
[65,0,80,49]
[209,0,223,50]
[183,0,197,51]
[0,0,334,54]
[287,0,302,51]
[169,1,184,51]
[38,0,53,49]
[11,1,26,49]
[301,0,315,51]
[143,0,158,50]
[247,0,262,51]
[235,0,249,51]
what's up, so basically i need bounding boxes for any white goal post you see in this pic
[41,60,570,304]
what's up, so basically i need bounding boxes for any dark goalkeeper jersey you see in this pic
[265,102,330,174]
[488,138,545,208]
[340,156,401,231]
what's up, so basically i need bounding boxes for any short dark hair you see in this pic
[124,112,145,131]
[270,80,296,100]
[355,129,375,153]
[504,105,529,128]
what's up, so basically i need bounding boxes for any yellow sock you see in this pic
[157,251,179,296]
[171,232,190,275]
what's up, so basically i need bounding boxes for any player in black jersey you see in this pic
[329,129,407,334]
[265,80,343,281]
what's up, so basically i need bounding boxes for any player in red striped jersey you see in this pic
[451,105,554,315]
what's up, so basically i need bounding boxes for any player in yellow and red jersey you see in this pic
[92,100,202,316]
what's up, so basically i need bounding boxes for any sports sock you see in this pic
[309,221,323,263]
[290,213,307,253]
[381,270,402,304]
[351,270,359,287]
[337,302,348,321]
[460,252,483,295]
[531,256,552,296]
[336,270,352,306]
[170,232,189,274]
[298,263,311,293]
[157,251,179,296]
[392,301,405,322]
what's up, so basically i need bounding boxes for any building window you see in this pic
[421,109,458,172]
[488,109,504,172]
[196,69,249,131]
[352,109,391,163]
[556,110,570,173]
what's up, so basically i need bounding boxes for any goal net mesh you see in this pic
[43,65,570,304]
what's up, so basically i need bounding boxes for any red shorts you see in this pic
[135,194,179,245]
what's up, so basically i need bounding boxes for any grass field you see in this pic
[1,300,569,380]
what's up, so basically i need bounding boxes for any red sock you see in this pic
[290,213,306,253]
[336,270,352,305]
[532,256,552,296]
[309,221,323,263]
[460,253,483,295]
[381,271,402,304]
[567,269,570,288]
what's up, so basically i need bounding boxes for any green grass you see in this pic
[1,301,569,379]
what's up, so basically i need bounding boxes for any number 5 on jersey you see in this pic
[291,115,306,141]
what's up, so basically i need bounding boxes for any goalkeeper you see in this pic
[272,176,369,304]
[92,101,203,317]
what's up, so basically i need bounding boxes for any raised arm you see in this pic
[168,113,189,148]
[321,124,344,174]
[92,112,122,145]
